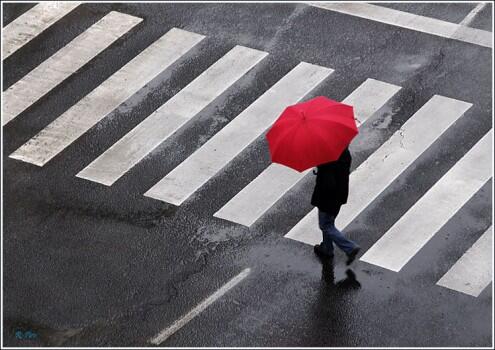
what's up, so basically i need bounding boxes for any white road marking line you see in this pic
[2,2,81,59]
[285,95,473,246]
[309,2,492,48]
[459,3,487,26]
[451,3,490,44]
[144,62,333,205]
[2,11,142,126]
[76,46,268,186]
[149,268,251,345]
[214,79,401,227]
[360,130,492,272]
[436,226,493,297]
[9,28,204,167]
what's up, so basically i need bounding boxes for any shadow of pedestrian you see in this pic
[304,260,362,346]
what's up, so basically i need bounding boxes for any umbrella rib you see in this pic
[310,113,355,124]
[306,120,356,163]
[309,101,353,116]
[269,120,304,159]
[299,120,336,167]
[319,123,356,148]
[309,118,358,134]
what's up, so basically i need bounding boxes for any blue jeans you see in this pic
[318,209,358,255]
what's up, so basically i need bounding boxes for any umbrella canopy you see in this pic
[266,96,358,172]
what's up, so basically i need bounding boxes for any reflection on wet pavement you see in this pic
[321,261,361,290]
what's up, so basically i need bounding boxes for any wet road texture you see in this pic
[2,2,493,347]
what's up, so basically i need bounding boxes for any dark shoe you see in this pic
[314,244,334,260]
[346,247,361,265]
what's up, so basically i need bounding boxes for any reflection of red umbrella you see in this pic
[266,96,358,172]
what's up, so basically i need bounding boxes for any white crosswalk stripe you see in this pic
[284,95,473,245]
[76,45,268,186]
[2,2,81,59]
[9,28,204,167]
[2,11,142,126]
[360,130,492,272]
[310,2,492,48]
[213,79,401,227]
[144,62,333,205]
[436,226,493,297]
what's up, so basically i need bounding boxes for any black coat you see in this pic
[311,148,352,215]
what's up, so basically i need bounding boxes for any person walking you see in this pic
[311,147,360,265]
[264,96,360,263]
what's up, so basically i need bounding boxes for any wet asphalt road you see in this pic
[2,2,493,347]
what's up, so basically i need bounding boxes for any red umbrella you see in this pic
[266,96,358,172]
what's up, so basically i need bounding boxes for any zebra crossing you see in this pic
[3,11,142,125]
[2,2,81,59]
[77,45,268,186]
[213,78,402,227]
[9,28,205,166]
[360,130,492,272]
[436,226,493,297]
[144,62,332,205]
[3,5,492,299]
